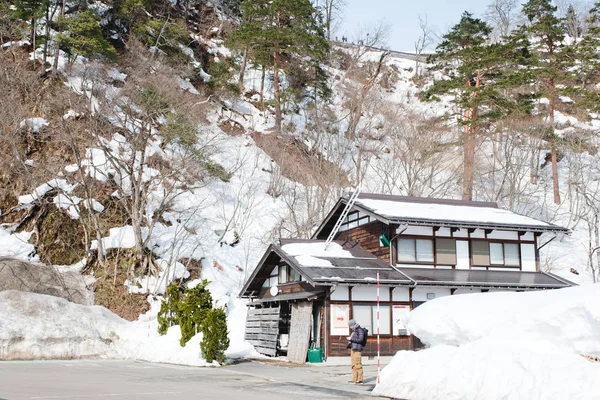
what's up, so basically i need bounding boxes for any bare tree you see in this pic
[414,15,433,77]
[484,0,520,40]
[316,0,347,42]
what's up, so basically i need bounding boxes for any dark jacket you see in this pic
[349,325,365,351]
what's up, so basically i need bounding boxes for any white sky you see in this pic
[340,0,489,52]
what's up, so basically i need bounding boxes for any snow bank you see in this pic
[0,291,215,365]
[373,285,600,400]
[0,228,38,261]
[406,285,600,357]
[374,339,600,400]
[0,290,121,360]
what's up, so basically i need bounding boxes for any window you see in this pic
[339,210,372,232]
[436,239,457,265]
[278,265,301,284]
[351,305,391,335]
[397,238,434,262]
[472,241,520,267]
[397,238,456,265]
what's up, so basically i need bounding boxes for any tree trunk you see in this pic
[238,47,248,92]
[551,146,560,204]
[273,51,281,133]
[463,125,475,201]
[53,0,65,73]
[260,66,265,106]
[31,18,36,62]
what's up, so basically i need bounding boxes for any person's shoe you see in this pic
[348,380,356,384]
[355,381,364,385]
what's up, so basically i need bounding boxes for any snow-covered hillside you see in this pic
[2,0,600,367]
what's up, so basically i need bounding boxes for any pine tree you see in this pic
[519,0,571,205]
[228,0,329,133]
[421,11,532,201]
[13,0,48,61]
[57,10,117,63]
[200,307,230,364]
[574,3,600,95]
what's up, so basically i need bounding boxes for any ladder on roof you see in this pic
[324,185,361,250]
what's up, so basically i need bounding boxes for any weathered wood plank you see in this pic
[245,321,279,329]
[246,314,279,322]
[248,308,280,316]
[245,333,278,341]
[245,327,278,334]
[287,301,312,363]
[254,346,277,356]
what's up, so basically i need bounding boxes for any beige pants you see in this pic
[351,350,363,382]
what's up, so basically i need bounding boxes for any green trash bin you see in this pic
[307,347,323,363]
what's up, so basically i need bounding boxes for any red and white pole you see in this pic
[377,272,381,384]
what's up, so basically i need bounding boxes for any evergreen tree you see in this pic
[157,282,183,335]
[421,11,532,201]
[228,0,329,133]
[178,280,213,347]
[574,3,600,97]
[57,10,117,63]
[13,0,48,60]
[519,0,571,205]
[200,307,230,364]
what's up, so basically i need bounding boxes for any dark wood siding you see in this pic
[245,307,280,356]
[327,335,423,357]
[336,221,390,263]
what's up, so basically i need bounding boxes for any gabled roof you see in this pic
[313,193,569,238]
[240,239,572,298]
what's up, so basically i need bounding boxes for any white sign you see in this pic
[392,305,410,336]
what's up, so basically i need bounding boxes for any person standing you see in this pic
[347,319,365,384]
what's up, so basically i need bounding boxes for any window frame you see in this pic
[396,236,458,267]
[470,239,522,269]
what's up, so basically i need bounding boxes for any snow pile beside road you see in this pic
[0,291,231,366]
[407,285,600,356]
[373,285,600,400]
[0,290,122,360]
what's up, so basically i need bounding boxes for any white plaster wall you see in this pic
[453,229,469,238]
[412,287,451,301]
[331,285,349,301]
[352,286,390,301]
[403,226,433,236]
[470,229,486,238]
[456,240,470,270]
[521,243,537,272]
[487,230,519,240]
[453,288,482,295]
[435,227,451,237]
[521,232,534,241]
[392,287,410,301]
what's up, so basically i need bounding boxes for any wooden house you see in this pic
[239,193,572,362]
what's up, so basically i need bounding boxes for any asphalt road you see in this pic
[0,359,390,400]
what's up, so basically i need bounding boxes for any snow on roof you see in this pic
[355,196,558,230]
[281,241,354,259]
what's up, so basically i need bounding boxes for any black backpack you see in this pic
[359,327,368,346]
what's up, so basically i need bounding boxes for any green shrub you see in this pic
[200,307,230,363]
[57,10,117,62]
[157,282,183,335]
[178,280,213,347]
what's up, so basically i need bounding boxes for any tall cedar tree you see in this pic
[422,12,532,200]
[575,3,600,106]
[228,0,329,133]
[520,0,570,205]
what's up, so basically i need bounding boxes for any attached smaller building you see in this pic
[240,194,573,362]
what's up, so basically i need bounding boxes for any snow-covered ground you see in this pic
[373,285,600,400]
[0,290,257,364]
